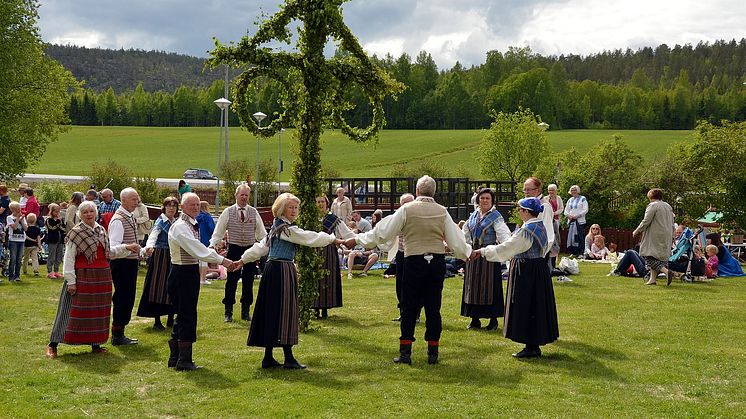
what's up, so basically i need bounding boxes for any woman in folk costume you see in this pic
[472,197,559,358]
[235,193,344,369]
[461,187,511,331]
[137,197,179,329]
[46,201,113,358]
[313,196,355,319]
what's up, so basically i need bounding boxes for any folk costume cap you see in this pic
[518,197,543,214]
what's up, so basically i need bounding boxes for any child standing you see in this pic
[23,213,42,276]
[45,203,65,278]
[587,235,609,260]
[705,244,719,279]
[5,202,27,282]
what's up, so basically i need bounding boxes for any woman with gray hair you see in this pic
[633,188,675,285]
[46,201,112,358]
[564,185,588,257]
[235,193,344,369]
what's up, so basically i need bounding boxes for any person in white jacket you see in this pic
[564,184,588,257]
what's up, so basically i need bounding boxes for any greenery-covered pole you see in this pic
[209,0,403,330]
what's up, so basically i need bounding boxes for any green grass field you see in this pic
[1,263,744,417]
[31,127,693,180]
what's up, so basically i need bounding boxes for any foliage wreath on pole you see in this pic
[209,0,404,330]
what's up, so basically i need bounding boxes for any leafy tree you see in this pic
[210,0,403,330]
[0,0,78,179]
[479,108,549,184]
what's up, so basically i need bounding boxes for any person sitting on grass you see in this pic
[587,235,609,260]
[346,245,379,279]
[705,244,719,279]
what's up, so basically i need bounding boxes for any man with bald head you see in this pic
[210,183,267,322]
[108,187,142,345]
[168,193,234,370]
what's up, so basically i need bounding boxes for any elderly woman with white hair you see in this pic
[46,201,113,358]
[235,193,344,369]
[541,184,564,268]
[563,184,588,257]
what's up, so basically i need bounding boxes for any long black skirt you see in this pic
[313,244,342,309]
[503,257,559,346]
[247,260,299,348]
[137,247,174,317]
[460,257,504,319]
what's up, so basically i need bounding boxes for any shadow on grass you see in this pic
[57,349,129,374]
[538,339,627,382]
[179,366,237,389]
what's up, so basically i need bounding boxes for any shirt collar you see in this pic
[415,196,435,203]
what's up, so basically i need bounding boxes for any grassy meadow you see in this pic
[1,262,744,417]
[31,126,693,179]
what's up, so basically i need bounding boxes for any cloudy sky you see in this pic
[38,0,746,69]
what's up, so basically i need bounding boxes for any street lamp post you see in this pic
[252,111,267,207]
[214,97,232,215]
[277,128,285,194]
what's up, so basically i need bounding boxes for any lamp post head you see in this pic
[214,97,231,110]
[252,112,267,123]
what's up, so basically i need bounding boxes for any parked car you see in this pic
[183,168,217,180]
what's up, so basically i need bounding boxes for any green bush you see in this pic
[219,158,253,208]
[86,160,132,198]
[35,181,70,204]
[134,176,171,205]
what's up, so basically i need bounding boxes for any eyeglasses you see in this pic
[522,188,537,193]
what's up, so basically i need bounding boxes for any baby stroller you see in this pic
[668,226,703,282]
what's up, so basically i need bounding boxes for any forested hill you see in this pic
[45,44,226,92]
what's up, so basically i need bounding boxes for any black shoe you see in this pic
[393,343,412,364]
[485,319,498,331]
[112,335,138,346]
[283,360,307,369]
[176,342,203,371]
[224,314,233,323]
[512,346,541,358]
[241,304,251,321]
[167,339,179,368]
[467,318,481,329]
[427,345,439,365]
[262,358,282,369]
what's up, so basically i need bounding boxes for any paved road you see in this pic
[18,173,289,189]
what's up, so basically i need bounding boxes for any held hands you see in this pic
[67,284,77,295]
[334,238,346,247]
[220,258,234,270]
[144,247,154,257]
[229,260,245,272]
[342,238,357,249]
[469,249,481,261]
[126,243,141,254]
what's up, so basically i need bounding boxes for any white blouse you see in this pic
[240,221,336,263]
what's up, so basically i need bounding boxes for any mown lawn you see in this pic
[1,262,744,417]
[32,127,692,179]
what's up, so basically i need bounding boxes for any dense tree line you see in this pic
[59,40,746,129]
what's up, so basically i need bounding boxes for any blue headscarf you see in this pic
[518,197,543,214]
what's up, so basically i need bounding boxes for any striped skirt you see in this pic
[313,244,343,309]
[136,247,173,317]
[247,260,299,347]
[461,257,504,318]
[50,268,112,346]
[643,256,668,272]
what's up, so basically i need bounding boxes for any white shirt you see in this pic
[5,214,27,242]
[355,217,372,233]
[354,201,472,260]
[481,219,542,263]
[145,214,173,249]
[108,207,136,259]
[564,195,589,224]
[168,214,226,265]
[240,220,336,263]
[209,204,267,247]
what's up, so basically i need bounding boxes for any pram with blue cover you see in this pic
[668,226,704,282]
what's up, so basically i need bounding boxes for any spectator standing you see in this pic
[17,183,29,212]
[45,203,65,278]
[633,188,675,286]
[22,213,42,276]
[564,185,588,257]
[6,202,27,282]
[97,189,121,223]
[22,188,41,221]
[0,185,10,226]
[196,201,216,285]
[331,187,353,222]
[177,180,192,199]
[65,192,84,233]
[133,199,152,247]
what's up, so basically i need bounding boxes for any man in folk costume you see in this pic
[313,196,354,319]
[345,176,471,365]
[108,188,143,345]
[168,193,234,370]
[210,184,267,322]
